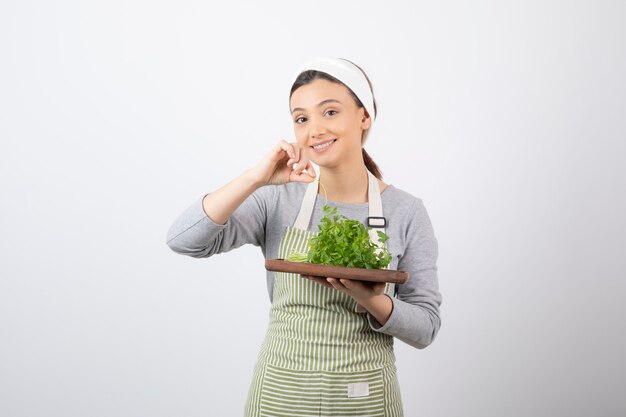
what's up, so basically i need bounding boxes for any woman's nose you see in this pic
[308,117,328,138]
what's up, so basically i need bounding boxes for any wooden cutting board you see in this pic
[265,259,408,284]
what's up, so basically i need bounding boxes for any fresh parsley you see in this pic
[286,204,392,269]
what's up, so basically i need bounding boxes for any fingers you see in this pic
[273,140,296,162]
[290,170,316,183]
[267,140,316,184]
[297,152,316,178]
[289,149,316,183]
[303,275,385,298]
[276,140,302,169]
[287,143,299,167]
[328,277,349,291]
[306,161,317,178]
[303,276,358,291]
[327,278,385,296]
[301,275,333,288]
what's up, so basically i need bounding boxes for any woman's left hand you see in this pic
[302,275,385,301]
[302,275,393,326]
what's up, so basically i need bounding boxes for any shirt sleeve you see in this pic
[366,198,442,349]
[165,185,277,258]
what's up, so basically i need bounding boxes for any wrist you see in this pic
[358,293,393,327]
[355,292,390,310]
[243,168,264,189]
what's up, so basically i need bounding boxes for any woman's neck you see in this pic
[317,165,370,204]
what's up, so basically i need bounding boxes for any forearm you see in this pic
[166,169,271,256]
[367,295,441,349]
[357,293,393,327]
[202,169,263,225]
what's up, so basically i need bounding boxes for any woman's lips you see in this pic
[311,138,337,153]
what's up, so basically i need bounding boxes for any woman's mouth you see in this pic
[311,139,337,153]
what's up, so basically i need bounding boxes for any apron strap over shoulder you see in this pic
[294,169,386,233]
[293,177,319,231]
[367,170,385,247]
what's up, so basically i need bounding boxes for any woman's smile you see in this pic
[311,138,338,153]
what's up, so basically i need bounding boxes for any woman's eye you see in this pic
[325,110,337,116]
[295,116,306,124]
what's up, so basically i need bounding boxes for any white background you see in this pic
[1,1,625,416]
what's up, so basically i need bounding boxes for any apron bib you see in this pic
[244,170,404,417]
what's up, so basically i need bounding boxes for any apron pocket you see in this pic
[259,364,322,417]
[320,367,385,417]
[259,364,386,417]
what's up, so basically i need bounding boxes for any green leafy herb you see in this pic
[286,251,308,262]
[286,204,392,269]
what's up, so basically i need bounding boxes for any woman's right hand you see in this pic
[249,140,317,186]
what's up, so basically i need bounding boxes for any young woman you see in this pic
[166,57,442,417]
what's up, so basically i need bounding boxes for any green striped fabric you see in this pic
[261,364,384,416]
[244,226,403,416]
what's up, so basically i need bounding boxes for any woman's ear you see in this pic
[360,109,372,130]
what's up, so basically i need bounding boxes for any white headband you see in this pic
[291,57,376,146]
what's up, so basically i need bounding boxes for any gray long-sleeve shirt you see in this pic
[165,181,442,349]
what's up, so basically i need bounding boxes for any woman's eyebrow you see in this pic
[291,99,342,114]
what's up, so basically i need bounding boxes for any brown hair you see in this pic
[289,60,383,180]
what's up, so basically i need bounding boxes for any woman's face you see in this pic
[289,78,371,167]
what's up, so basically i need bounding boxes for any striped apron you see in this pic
[244,170,404,417]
